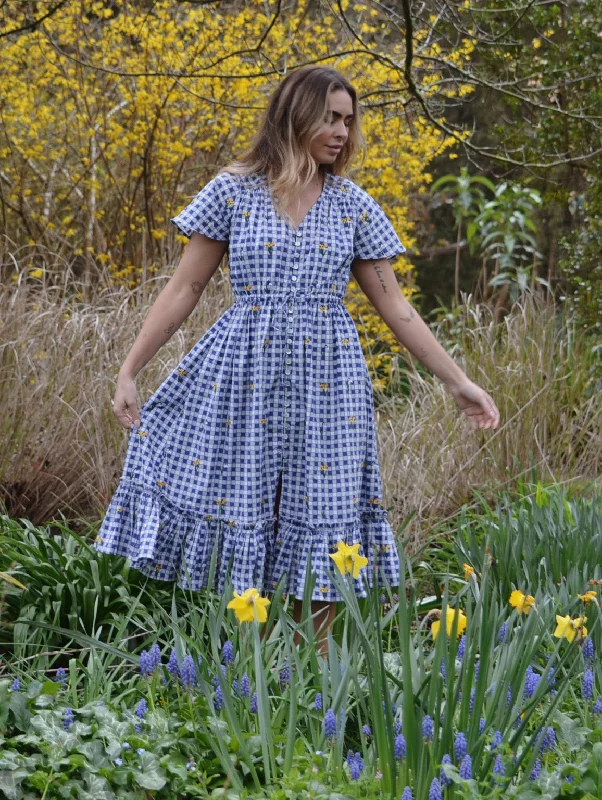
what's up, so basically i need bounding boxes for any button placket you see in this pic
[282,298,295,468]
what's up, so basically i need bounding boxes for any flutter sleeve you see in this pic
[353,185,406,261]
[170,172,239,241]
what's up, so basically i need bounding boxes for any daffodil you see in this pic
[509,590,536,615]
[329,540,368,579]
[226,588,270,623]
[578,591,597,604]
[553,614,587,643]
[431,607,467,640]
[463,563,475,580]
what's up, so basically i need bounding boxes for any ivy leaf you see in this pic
[555,711,589,752]
[134,751,166,791]
[9,693,31,733]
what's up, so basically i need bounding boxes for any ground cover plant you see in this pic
[2,486,602,799]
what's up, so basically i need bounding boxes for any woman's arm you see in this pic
[113,233,228,429]
[351,256,499,430]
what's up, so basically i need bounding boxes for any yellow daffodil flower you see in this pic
[227,587,270,623]
[432,607,467,640]
[553,614,587,643]
[463,563,475,580]
[578,591,597,604]
[329,540,368,579]
[509,590,536,615]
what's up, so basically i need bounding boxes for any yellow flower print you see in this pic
[341,337,349,347]
[227,587,271,623]
[226,419,232,426]
[352,496,358,504]
[204,514,214,521]
[154,564,162,572]
[95,535,104,544]
[341,216,352,225]
[225,520,236,527]
[360,461,365,468]
[212,382,219,390]
[509,589,536,615]
[304,336,311,344]
[226,197,234,207]
[320,382,330,391]
[251,304,261,312]
[331,283,337,290]
[319,305,328,313]
[319,586,330,594]
[156,480,166,488]
[339,185,350,193]
[260,417,267,425]
[348,416,357,423]
[137,430,148,438]
[242,210,251,218]
[177,368,188,378]
[216,498,228,506]
[319,463,329,471]
[264,338,270,346]
[249,382,255,391]
[330,540,368,579]
[192,458,201,467]
[117,506,124,512]
[359,210,369,222]
[244,284,253,292]
[264,241,276,251]
[317,243,329,253]
[369,497,382,506]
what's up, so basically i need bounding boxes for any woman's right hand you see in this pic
[112,372,141,430]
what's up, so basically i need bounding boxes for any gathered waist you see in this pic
[233,289,345,305]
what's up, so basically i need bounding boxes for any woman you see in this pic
[95,65,499,654]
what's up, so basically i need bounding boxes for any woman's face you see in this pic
[309,89,354,166]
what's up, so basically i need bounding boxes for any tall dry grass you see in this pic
[1,262,600,549]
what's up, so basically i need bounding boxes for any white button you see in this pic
[285,369,291,375]
[292,264,298,270]
[292,276,297,282]
[295,240,301,246]
[287,338,292,344]
[296,231,302,237]
[286,349,292,355]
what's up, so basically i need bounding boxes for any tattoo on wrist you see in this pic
[191,281,202,294]
[164,322,175,336]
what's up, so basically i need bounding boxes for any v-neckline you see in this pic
[268,172,330,233]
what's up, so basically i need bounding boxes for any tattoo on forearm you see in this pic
[399,307,416,323]
[164,322,175,336]
[191,281,202,294]
[372,261,388,293]
[418,348,429,361]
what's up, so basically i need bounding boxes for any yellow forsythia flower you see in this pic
[553,615,587,643]
[509,590,536,615]
[329,540,368,580]
[432,607,467,640]
[227,588,271,624]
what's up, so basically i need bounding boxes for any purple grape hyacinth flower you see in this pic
[362,723,371,737]
[523,665,540,700]
[440,660,446,683]
[498,622,508,644]
[139,650,152,678]
[214,684,224,711]
[428,777,442,800]
[491,730,503,750]
[10,678,20,692]
[395,733,407,760]
[167,649,180,679]
[457,635,466,660]
[455,732,468,762]
[279,661,291,689]
[593,697,602,715]
[347,750,364,780]
[222,639,235,665]
[583,636,594,663]
[530,757,542,781]
[469,688,476,715]
[479,717,486,734]
[180,654,197,689]
[401,787,413,800]
[583,668,594,701]
[493,753,505,783]
[394,718,402,736]
[55,667,67,685]
[63,707,74,730]
[232,678,238,696]
[440,754,453,788]
[135,698,147,719]
[250,692,258,713]
[315,692,322,711]
[240,672,250,698]
[422,714,434,740]
[149,643,161,671]
[539,726,556,753]
[460,754,472,780]
[323,708,337,739]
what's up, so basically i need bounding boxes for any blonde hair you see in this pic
[220,65,366,226]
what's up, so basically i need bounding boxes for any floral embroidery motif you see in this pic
[369,497,383,506]
[177,368,188,378]
[216,498,228,506]
[226,419,232,426]
[204,514,214,521]
[331,283,337,290]
[341,215,352,225]
[359,210,369,222]
[117,506,124,512]
[318,243,328,253]
[242,210,251,218]
[244,284,253,292]
[319,305,328,313]
[264,338,270,346]
[95,535,104,544]
[212,382,219,389]
[320,383,330,391]
[260,417,267,425]
[353,496,358,504]
[192,458,201,467]
[225,520,236,527]
[137,430,148,438]
[304,336,311,344]
[156,480,166,488]
[264,241,276,251]
[348,416,357,423]
[154,564,162,572]
[339,185,350,193]
[251,304,261,312]
[226,197,234,207]
[319,586,330,593]
[249,382,255,391]
[319,463,329,471]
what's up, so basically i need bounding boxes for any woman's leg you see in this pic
[293,599,337,656]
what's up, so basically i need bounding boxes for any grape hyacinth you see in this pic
[394,718,402,736]
[394,733,407,760]
[479,717,486,735]
[214,684,224,711]
[583,667,594,701]
[440,754,453,788]
[63,707,74,731]
[530,757,542,781]
[315,692,322,711]
[149,643,161,671]
[167,649,180,679]
[491,730,503,750]
[180,654,197,689]
[347,750,365,781]
[469,688,476,715]
[240,672,251,698]
[493,753,506,783]
[250,692,258,714]
[422,714,434,740]
[498,622,508,644]
[506,685,513,708]
[55,667,67,685]
[539,726,556,754]
[401,787,413,800]
[362,723,371,737]
[593,697,602,715]
[279,661,291,689]
[440,659,446,683]
[222,639,235,665]
[523,665,540,700]
[583,636,594,663]
[135,698,147,719]
[323,708,337,740]
[474,660,480,682]
[455,732,468,762]
[457,635,466,660]
[10,678,20,692]
[428,777,442,800]
[460,754,472,780]
[232,678,238,696]
[139,650,153,678]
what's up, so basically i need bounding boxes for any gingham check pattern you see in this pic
[94,170,406,602]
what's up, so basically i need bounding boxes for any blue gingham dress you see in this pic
[94,170,406,602]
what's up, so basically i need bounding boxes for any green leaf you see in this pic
[134,751,167,791]
[555,710,590,752]
[9,692,31,733]
[0,768,30,800]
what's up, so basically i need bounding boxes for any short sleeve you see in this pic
[170,173,239,241]
[353,186,406,261]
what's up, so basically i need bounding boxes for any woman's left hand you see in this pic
[447,379,500,430]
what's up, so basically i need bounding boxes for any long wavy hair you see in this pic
[220,65,366,226]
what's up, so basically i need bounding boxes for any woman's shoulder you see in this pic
[327,173,369,203]
[213,170,267,191]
